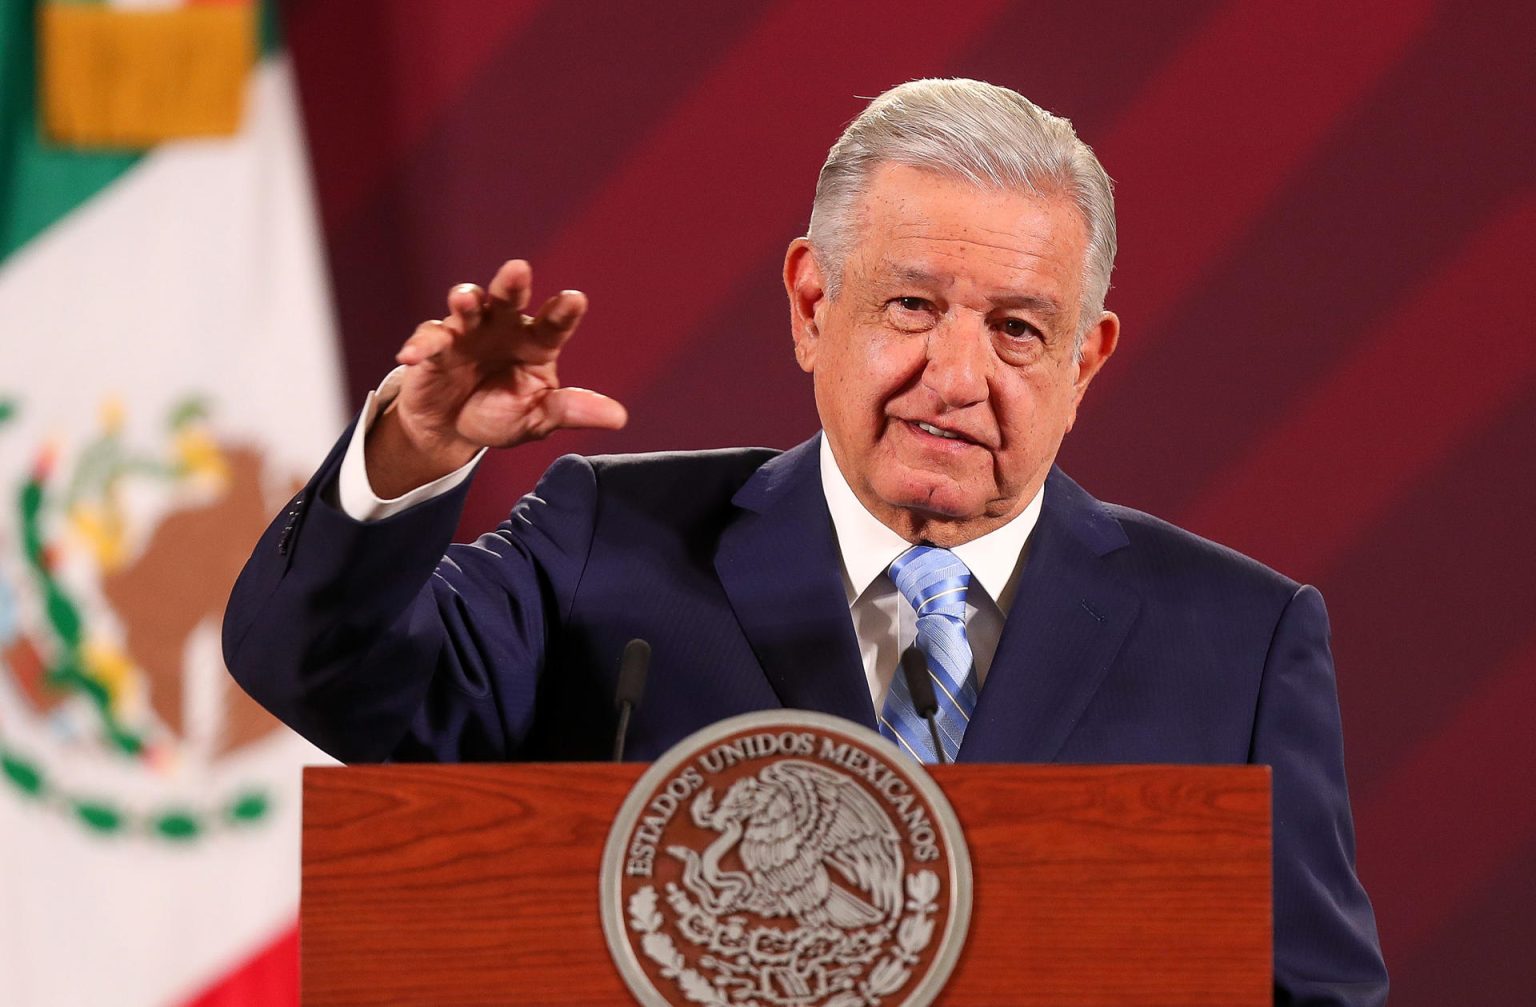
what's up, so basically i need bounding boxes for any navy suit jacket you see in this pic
[225,432,1386,1005]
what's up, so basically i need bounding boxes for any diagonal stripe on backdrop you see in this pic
[1317,383,1536,815]
[588,2,1222,465]
[1383,837,1536,1004]
[482,0,1018,522]
[1355,632,1536,955]
[316,1,768,412]
[1065,1,1534,524]
[286,0,547,234]
[952,0,1222,135]
[1181,193,1536,579]
[526,0,1013,422]
[1092,0,1434,382]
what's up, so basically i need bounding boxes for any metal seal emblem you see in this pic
[601,710,972,1007]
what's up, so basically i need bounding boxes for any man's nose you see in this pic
[922,322,989,408]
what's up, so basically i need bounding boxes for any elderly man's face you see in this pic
[786,163,1118,545]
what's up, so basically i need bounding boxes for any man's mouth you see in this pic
[904,418,985,447]
[915,420,964,441]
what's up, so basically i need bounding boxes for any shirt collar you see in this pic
[818,434,1042,607]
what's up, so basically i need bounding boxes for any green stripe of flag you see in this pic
[0,0,139,263]
[0,0,282,265]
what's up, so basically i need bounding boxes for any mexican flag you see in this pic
[0,2,340,1003]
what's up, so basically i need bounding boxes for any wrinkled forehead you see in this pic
[851,164,1086,257]
[848,167,1089,303]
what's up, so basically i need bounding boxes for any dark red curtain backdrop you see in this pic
[284,2,1535,1001]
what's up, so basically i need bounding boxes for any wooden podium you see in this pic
[301,763,1270,1005]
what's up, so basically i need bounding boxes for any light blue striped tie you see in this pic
[879,546,977,763]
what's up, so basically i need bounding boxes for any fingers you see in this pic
[487,259,533,311]
[396,320,456,366]
[401,260,589,371]
[523,289,589,358]
[445,283,485,334]
[538,387,628,433]
[445,256,535,333]
[458,385,628,449]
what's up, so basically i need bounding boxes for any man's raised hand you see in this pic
[365,259,627,498]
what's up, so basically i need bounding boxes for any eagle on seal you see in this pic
[668,759,904,929]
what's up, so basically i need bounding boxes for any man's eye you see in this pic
[893,296,931,312]
[997,317,1041,339]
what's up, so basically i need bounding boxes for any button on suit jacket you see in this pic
[224,431,1387,1005]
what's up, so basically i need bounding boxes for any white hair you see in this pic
[807,78,1116,350]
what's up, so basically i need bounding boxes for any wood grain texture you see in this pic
[302,763,1269,1006]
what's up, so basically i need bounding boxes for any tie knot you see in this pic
[888,545,971,620]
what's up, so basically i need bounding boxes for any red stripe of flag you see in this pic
[177,924,298,1007]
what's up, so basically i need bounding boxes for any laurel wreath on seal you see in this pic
[628,869,941,1007]
[628,884,730,1006]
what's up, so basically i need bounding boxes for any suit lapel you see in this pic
[960,469,1141,763]
[714,437,876,728]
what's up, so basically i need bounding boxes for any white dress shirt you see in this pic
[817,437,1040,714]
[335,367,486,521]
[336,370,1042,713]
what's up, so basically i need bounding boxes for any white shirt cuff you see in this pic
[336,366,487,521]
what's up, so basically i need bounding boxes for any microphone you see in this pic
[900,645,948,765]
[612,638,651,762]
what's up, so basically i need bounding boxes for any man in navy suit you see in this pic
[224,80,1386,1003]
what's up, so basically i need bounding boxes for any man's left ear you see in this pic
[784,238,826,373]
[1066,310,1119,430]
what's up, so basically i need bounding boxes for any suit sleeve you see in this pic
[222,420,600,762]
[1254,584,1389,1006]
